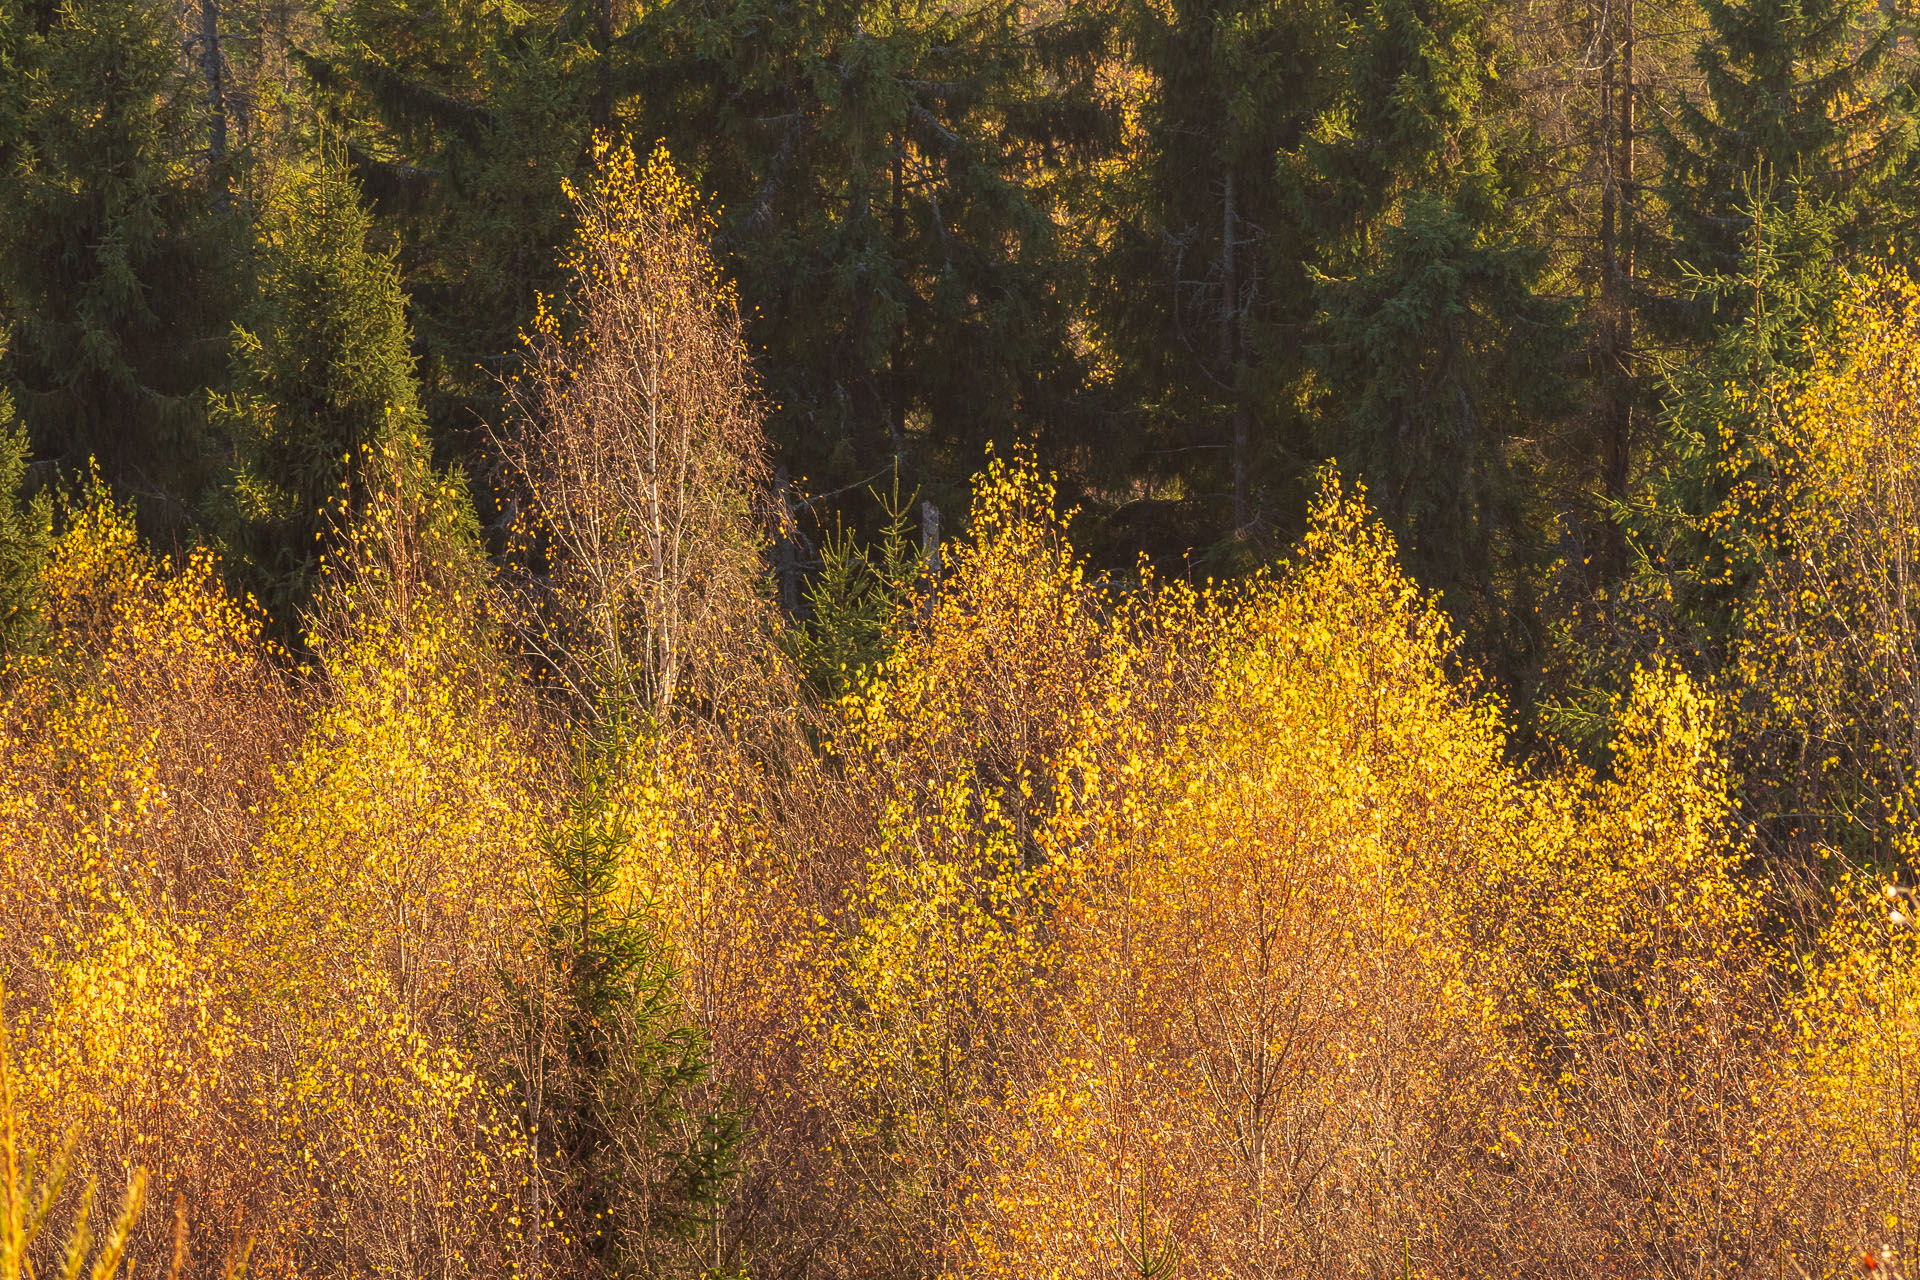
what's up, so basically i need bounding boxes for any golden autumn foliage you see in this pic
[501,140,773,723]
[6,439,1920,1280]
[1736,269,1920,856]
[613,454,1918,1278]
[10,150,1920,1280]
[0,464,561,1278]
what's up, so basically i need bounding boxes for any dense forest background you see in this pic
[9,0,1920,1274]
[6,0,1919,710]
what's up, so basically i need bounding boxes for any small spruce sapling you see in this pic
[544,721,743,1276]
[791,473,923,698]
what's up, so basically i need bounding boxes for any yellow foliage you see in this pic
[1737,267,1920,851]
[0,486,285,1272]
[758,463,1858,1277]
[0,482,544,1277]
[960,474,1515,1277]
[8,443,1920,1279]
[1794,870,1920,1269]
[506,138,771,720]
[2,989,147,1280]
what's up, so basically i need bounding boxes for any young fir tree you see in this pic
[209,157,435,622]
[542,729,742,1277]
[1631,193,1840,666]
[789,478,923,698]
[1285,0,1577,680]
[0,0,235,517]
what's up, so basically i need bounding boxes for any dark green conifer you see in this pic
[209,156,434,620]
[542,727,743,1276]
[789,479,922,697]
[1632,0,1916,664]
[0,331,51,658]
[1634,193,1840,661]
[1658,0,1915,306]
[299,0,588,453]
[0,0,234,516]
[1088,0,1334,550]
[624,0,1109,509]
[1286,0,1577,674]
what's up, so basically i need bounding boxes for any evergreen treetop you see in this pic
[1659,0,1916,301]
[210,155,437,623]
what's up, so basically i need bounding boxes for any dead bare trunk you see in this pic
[1221,169,1249,536]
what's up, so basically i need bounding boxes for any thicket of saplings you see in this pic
[5,145,1920,1280]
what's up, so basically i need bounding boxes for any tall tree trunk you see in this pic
[594,0,613,129]
[775,464,799,616]
[920,498,941,596]
[1615,0,1635,495]
[1598,0,1615,289]
[1595,0,1635,570]
[200,0,227,208]
[1221,169,1250,535]
[891,145,907,450]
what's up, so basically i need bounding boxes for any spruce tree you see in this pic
[541,729,742,1276]
[1632,0,1915,666]
[789,479,922,697]
[1087,0,1335,550]
[209,157,434,621]
[0,331,50,658]
[627,0,1109,508]
[1658,0,1915,306]
[1631,189,1842,668]
[298,0,589,455]
[1286,0,1577,673]
[0,0,234,516]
